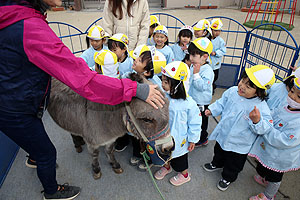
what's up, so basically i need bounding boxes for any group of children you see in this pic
[79,16,300,200]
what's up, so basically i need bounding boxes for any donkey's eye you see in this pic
[140,118,153,123]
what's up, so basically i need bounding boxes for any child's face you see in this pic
[161,75,171,92]
[189,53,208,66]
[132,56,147,73]
[238,77,257,98]
[153,33,167,48]
[288,86,300,104]
[212,30,221,38]
[110,46,126,61]
[179,36,191,46]
[90,39,104,51]
[194,30,204,38]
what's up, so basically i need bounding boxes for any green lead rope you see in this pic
[142,151,166,200]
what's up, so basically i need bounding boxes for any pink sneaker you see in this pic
[169,173,191,186]
[254,175,269,187]
[249,193,274,200]
[154,167,172,180]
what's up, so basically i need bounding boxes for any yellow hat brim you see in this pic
[245,68,265,89]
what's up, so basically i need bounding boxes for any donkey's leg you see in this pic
[87,145,102,179]
[70,134,85,153]
[105,142,123,174]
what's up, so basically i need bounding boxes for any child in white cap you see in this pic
[187,37,214,147]
[108,33,133,77]
[267,67,300,112]
[248,77,300,200]
[210,18,227,94]
[94,50,119,78]
[203,65,275,191]
[147,15,160,46]
[193,19,212,40]
[81,25,108,70]
[154,61,201,186]
[171,25,193,61]
[152,25,175,64]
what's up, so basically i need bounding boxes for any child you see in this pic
[267,67,300,112]
[193,19,212,40]
[81,25,108,70]
[153,25,175,64]
[248,78,300,200]
[94,50,119,78]
[147,15,160,46]
[203,65,275,191]
[154,61,201,186]
[182,54,191,68]
[171,25,193,61]
[187,37,214,147]
[108,33,133,77]
[210,18,227,93]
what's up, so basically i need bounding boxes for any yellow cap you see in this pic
[87,25,105,40]
[294,78,300,90]
[94,50,119,78]
[192,37,213,55]
[129,44,150,60]
[150,15,160,26]
[109,33,129,49]
[153,25,168,37]
[193,19,210,31]
[245,65,275,90]
[211,18,223,30]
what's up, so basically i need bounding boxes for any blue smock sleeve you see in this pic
[208,88,230,116]
[191,69,214,92]
[187,103,201,143]
[215,39,226,58]
[249,106,273,135]
[263,127,300,149]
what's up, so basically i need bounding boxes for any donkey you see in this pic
[47,73,172,179]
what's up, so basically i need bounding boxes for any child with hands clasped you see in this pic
[154,61,201,186]
[203,65,275,191]
[248,78,300,200]
[153,25,175,64]
[171,26,193,61]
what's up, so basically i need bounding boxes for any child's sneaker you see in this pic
[195,138,209,147]
[202,163,222,172]
[254,175,269,187]
[43,183,80,200]
[217,178,231,191]
[169,173,191,186]
[154,166,172,180]
[138,161,153,172]
[129,156,142,166]
[25,156,37,169]
[249,193,274,200]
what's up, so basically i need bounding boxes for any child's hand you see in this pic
[290,65,297,72]
[188,142,195,152]
[193,63,201,74]
[211,51,216,56]
[205,109,212,116]
[249,106,261,124]
[181,44,188,51]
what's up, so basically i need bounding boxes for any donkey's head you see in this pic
[124,73,174,166]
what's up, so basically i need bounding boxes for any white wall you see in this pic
[165,0,237,8]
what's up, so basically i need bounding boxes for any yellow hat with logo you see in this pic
[109,33,129,49]
[153,25,168,37]
[192,37,213,55]
[211,18,223,30]
[245,65,275,90]
[294,77,300,90]
[129,44,150,60]
[193,19,210,31]
[87,25,105,40]
[150,15,161,26]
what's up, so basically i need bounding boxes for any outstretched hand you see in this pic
[249,106,261,124]
[146,85,165,109]
[205,109,212,116]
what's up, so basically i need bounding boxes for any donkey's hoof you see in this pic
[93,172,102,180]
[75,146,83,153]
[113,167,123,174]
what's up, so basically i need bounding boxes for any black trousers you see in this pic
[213,69,219,90]
[198,104,209,143]
[256,162,284,182]
[170,153,188,172]
[211,142,247,182]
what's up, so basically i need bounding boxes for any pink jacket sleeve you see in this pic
[23,17,136,105]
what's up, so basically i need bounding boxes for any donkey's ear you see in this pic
[129,73,144,83]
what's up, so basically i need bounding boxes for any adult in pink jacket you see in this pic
[0,0,163,199]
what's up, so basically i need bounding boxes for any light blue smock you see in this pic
[80,45,108,70]
[249,106,300,172]
[166,94,201,159]
[267,82,288,113]
[147,37,155,46]
[188,64,214,106]
[119,56,134,77]
[156,45,175,64]
[208,86,273,154]
[170,43,188,61]
[211,36,226,70]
